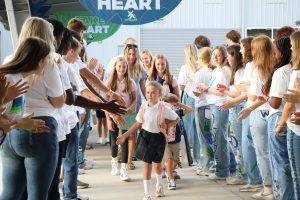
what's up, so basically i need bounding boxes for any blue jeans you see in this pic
[268,113,294,200]
[0,116,58,200]
[249,110,272,185]
[287,129,300,199]
[63,124,79,199]
[79,109,91,157]
[229,105,246,178]
[210,105,230,177]
[242,116,262,184]
[182,93,200,164]
[196,106,214,171]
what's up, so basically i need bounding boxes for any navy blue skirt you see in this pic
[135,129,166,164]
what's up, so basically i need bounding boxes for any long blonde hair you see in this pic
[197,47,212,68]
[184,44,198,73]
[124,45,142,78]
[18,17,55,52]
[107,57,132,93]
[148,54,173,85]
[251,35,273,81]
[291,31,300,70]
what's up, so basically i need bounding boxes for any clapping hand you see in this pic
[6,79,29,102]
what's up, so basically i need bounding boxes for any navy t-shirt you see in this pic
[168,108,184,144]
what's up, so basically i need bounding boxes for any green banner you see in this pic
[54,11,121,43]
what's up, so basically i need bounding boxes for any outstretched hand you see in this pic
[237,107,252,121]
[116,134,127,145]
[283,89,300,103]
[20,114,50,133]
[0,116,17,135]
[6,79,29,102]
[220,100,234,111]
[103,100,127,115]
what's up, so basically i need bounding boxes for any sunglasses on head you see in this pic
[125,44,138,49]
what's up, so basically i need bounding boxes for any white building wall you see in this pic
[142,0,242,29]
[0,24,13,64]
[245,0,300,27]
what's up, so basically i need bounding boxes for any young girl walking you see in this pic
[117,81,179,200]
[147,54,179,98]
[106,57,137,181]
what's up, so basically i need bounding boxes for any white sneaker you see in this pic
[103,138,109,144]
[77,193,89,200]
[111,158,119,176]
[120,163,130,181]
[167,179,176,190]
[155,184,165,197]
[96,137,102,144]
[143,195,153,200]
[78,168,86,175]
[208,173,227,180]
[85,157,94,165]
[196,169,209,176]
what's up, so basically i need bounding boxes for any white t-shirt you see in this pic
[246,68,270,111]
[269,64,292,117]
[108,78,136,107]
[228,68,245,101]
[193,67,213,108]
[136,101,178,133]
[206,66,231,106]
[57,57,72,91]
[242,62,253,84]
[24,61,64,119]
[75,59,86,70]
[3,73,26,121]
[178,64,197,99]
[287,69,300,135]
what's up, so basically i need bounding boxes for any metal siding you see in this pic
[0,24,13,64]
[245,0,300,27]
[141,0,241,29]
[140,28,240,78]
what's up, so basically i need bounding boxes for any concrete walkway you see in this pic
[76,129,254,200]
[0,128,254,200]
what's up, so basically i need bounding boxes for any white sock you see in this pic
[143,180,151,197]
[156,173,163,186]
[121,163,126,168]
[112,157,118,162]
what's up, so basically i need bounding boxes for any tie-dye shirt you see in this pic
[4,74,25,121]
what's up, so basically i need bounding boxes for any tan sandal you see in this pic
[128,162,136,170]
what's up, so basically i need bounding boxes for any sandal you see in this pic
[128,162,136,170]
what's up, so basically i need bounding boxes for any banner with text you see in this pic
[79,0,182,25]
[54,11,121,43]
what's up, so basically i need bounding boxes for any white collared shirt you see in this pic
[136,101,178,133]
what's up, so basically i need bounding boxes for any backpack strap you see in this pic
[140,103,146,124]
[157,102,165,134]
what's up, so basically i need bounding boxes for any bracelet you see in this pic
[276,123,286,128]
